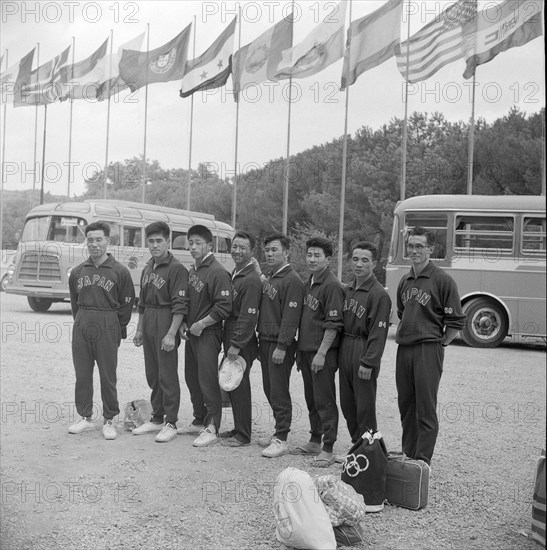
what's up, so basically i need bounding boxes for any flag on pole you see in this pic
[341,0,403,89]
[0,48,35,105]
[179,17,236,98]
[462,0,543,79]
[96,32,145,101]
[119,24,191,91]
[58,38,109,100]
[15,45,71,106]
[395,0,478,83]
[275,1,346,80]
[232,15,293,100]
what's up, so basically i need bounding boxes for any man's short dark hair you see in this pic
[306,237,333,258]
[145,221,170,239]
[407,226,435,246]
[351,241,378,262]
[233,230,256,250]
[263,232,290,250]
[188,224,213,243]
[86,221,110,237]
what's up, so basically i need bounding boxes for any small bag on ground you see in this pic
[532,448,546,547]
[385,452,430,510]
[122,400,153,431]
[333,524,365,547]
[273,467,336,550]
[341,429,388,513]
[314,474,367,527]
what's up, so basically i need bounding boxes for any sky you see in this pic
[0,0,545,198]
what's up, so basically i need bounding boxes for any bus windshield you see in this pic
[22,216,87,244]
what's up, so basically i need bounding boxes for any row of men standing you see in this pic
[68,220,465,466]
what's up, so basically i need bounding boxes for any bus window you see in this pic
[217,236,231,254]
[522,217,546,253]
[47,216,87,243]
[455,215,514,252]
[172,231,188,250]
[124,226,143,247]
[404,213,447,259]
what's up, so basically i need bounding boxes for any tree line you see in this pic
[2,107,544,282]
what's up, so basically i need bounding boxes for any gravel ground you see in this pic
[0,293,545,549]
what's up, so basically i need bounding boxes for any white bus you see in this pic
[385,194,546,347]
[5,199,235,311]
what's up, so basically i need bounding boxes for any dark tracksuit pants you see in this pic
[142,306,181,425]
[72,308,121,420]
[339,335,378,442]
[396,342,444,465]
[259,339,297,441]
[184,327,222,431]
[223,339,257,444]
[297,349,339,453]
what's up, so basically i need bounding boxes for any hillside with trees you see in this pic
[2,107,544,279]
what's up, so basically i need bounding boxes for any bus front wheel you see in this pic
[28,297,53,312]
[462,298,508,348]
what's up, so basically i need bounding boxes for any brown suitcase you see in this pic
[385,452,430,510]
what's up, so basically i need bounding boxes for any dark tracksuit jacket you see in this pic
[257,264,305,439]
[297,267,344,452]
[69,254,135,419]
[138,252,188,425]
[222,262,262,443]
[339,274,391,441]
[395,261,466,464]
[185,253,232,431]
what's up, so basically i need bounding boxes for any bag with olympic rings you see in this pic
[340,429,388,513]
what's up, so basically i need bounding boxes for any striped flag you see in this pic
[462,0,543,79]
[395,0,478,83]
[179,17,236,98]
[341,0,403,89]
[0,48,35,105]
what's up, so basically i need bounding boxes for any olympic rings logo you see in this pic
[342,453,370,477]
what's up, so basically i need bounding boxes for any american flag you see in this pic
[395,0,478,83]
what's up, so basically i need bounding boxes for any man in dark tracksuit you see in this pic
[258,233,304,458]
[68,221,135,440]
[396,226,466,465]
[179,224,232,448]
[220,231,263,447]
[133,222,188,443]
[295,237,344,467]
[339,241,391,443]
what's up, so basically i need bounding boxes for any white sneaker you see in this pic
[132,421,163,435]
[155,423,177,443]
[262,438,289,458]
[102,420,117,440]
[68,417,95,434]
[193,427,218,447]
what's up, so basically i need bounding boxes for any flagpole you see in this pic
[400,0,412,202]
[282,1,295,235]
[39,103,48,205]
[232,7,242,229]
[466,73,476,195]
[104,29,114,199]
[32,43,40,208]
[187,15,196,210]
[142,23,150,204]
[337,0,352,280]
[1,50,8,192]
[67,36,75,198]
